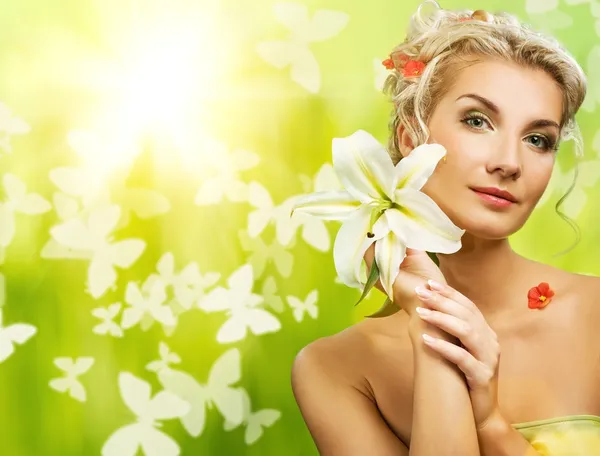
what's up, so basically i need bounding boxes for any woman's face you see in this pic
[399,58,564,240]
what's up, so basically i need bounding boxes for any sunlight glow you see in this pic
[84,2,228,170]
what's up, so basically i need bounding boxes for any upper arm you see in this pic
[291,339,409,456]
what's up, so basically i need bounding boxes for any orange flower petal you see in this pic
[527,282,555,309]
[402,60,426,77]
[382,58,395,70]
[538,282,551,294]
[528,287,541,300]
[538,297,552,309]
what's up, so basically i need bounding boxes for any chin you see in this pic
[447,206,525,240]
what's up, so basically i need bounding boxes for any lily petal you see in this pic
[390,188,465,253]
[333,205,389,289]
[290,190,361,221]
[395,143,446,190]
[333,130,396,203]
[375,230,406,300]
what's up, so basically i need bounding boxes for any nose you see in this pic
[486,135,522,180]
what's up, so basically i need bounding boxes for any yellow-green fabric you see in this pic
[512,415,600,455]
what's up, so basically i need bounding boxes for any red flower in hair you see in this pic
[382,52,410,70]
[527,282,555,309]
[382,58,395,70]
[402,60,426,77]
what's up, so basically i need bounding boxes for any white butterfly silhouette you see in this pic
[246,181,299,243]
[40,192,94,260]
[0,308,37,363]
[200,264,281,343]
[256,2,349,93]
[46,128,168,234]
[145,252,220,311]
[0,102,30,154]
[52,191,83,222]
[49,357,95,402]
[286,290,319,322]
[145,342,181,373]
[121,279,176,333]
[0,173,52,248]
[194,137,260,205]
[49,166,109,213]
[223,388,281,445]
[147,346,245,438]
[92,303,124,337]
[238,229,295,279]
[248,166,338,251]
[289,163,342,251]
[261,276,284,313]
[49,161,170,229]
[101,372,190,456]
[49,204,146,299]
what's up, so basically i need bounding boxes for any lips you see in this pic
[470,187,517,203]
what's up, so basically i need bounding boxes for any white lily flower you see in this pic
[291,130,465,300]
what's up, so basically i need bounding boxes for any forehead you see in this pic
[444,58,563,123]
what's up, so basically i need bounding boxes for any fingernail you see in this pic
[415,286,433,299]
[422,333,436,343]
[415,306,431,316]
[427,279,444,291]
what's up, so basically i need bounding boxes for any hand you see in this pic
[364,245,446,317]
[413,280,501,429]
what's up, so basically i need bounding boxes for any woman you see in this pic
[291,2,600,455]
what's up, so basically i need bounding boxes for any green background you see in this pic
[0,0,599,454]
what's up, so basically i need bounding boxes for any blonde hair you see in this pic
[382,0,587,254]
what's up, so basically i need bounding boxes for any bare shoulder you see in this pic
[292,310,412,393]
[571,271,600,314]
[291,312,413,455]
[536,262,600,321]
[292,319,378,393]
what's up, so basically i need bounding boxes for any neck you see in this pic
[436,234,528,319]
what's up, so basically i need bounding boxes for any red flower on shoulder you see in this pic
[527,282,555,309]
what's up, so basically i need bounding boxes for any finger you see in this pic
[422,284,498,341]
[415,307,472,341]
[416,302,499,364]
[426,280,477,313]
[422,334,488,384]
[415,287,471,321]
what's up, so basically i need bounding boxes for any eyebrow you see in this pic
[455,93,560,131]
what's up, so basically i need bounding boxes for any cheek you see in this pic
[527,159,555,200]
[421,147,479,196]
[419,160,466,219]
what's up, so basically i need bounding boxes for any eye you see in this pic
[461,112,492,130]
[526,134,554,151]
